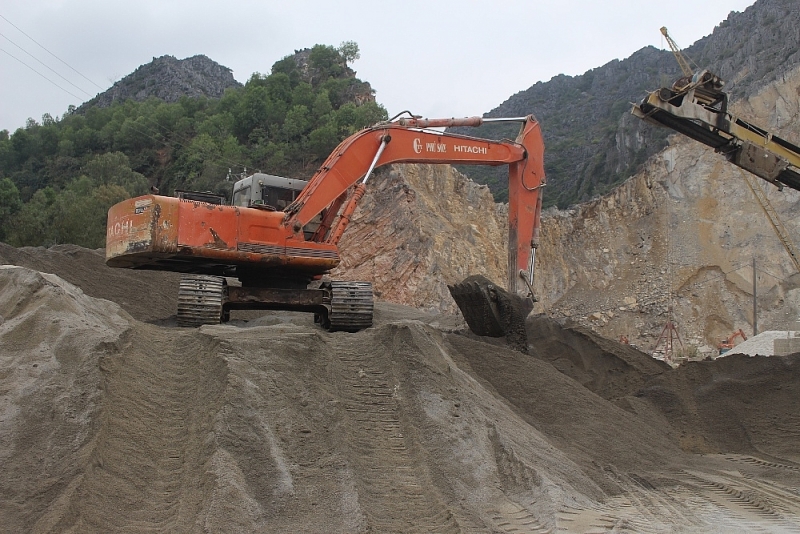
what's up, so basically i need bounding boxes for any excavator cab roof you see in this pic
[232,173,309,209]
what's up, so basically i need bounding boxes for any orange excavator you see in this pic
[718,328,747,355]
[106,114,545,340]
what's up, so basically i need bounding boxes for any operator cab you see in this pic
[231,172,321,239]
[232,172,308,211]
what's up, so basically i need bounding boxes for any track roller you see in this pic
[177,274,226,327]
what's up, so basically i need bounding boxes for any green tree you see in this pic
[51,177,130,247]
[352,102,387,129]
[292,82,315,108]
[309,44,344,82]
[83,152,149,196]
[10,128,34,166]
[282,105,312,141]
[312,90,333,119]
[265,73,292,103]
[177,133,226,192]
[308,121,339,160]
[7,187,57,246]
[338,41,360,64]
[0,178,22,242]
[271,56,301,86]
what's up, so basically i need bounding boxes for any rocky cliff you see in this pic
[332,165,507,313]
[335,64,800,357]
[77,55,241,111]
[540,64,800,355]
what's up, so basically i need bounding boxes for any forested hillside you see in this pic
[453,0,800,207]
[3,0,797,249]
[0,43,386,248]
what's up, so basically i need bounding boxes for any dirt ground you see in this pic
[1,245,800,533]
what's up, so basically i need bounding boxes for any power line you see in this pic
[0,32,94,98]
[1,41,250,176]
[0,47,83,101]
[0,13,103,90]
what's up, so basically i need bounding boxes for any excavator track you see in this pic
[176,274,225,327]
[321,281,374,332]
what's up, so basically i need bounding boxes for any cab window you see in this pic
[233,186,250,207]
[263,186,297,210]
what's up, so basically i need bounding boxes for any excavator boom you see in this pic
[284,115,545,297]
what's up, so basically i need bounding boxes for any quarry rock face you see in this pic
[335,65,800,355]
[332,164,508,314]
[542,65,800,354]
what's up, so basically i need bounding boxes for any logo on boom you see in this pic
[413,138,448,153]
[453,145,488,154]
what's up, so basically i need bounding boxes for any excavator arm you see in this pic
[280,115,545,349]
[283,115,546,298]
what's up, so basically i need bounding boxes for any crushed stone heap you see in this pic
[1,246,799,532]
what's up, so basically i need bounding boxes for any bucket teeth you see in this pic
[448,274,532,352]
[448,280,505,337]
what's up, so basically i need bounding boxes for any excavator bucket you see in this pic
[448,274,533,352]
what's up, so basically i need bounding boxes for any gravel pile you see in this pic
[721,330,798,356]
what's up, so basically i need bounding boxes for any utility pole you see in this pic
[753,256,758,336]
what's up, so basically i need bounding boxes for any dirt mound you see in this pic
[0,243,180,322]
[527,315,671,401]
[637,353,800,458]
[2,246,800,532]
[445,333,681,485]
[0,266,131,532]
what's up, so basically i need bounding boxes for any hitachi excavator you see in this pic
[718,328,747,355]
[106,114,545,343]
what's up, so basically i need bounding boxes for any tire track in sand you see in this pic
[329,331,461,533]
[46,323,227,532]
[678,467,800,533]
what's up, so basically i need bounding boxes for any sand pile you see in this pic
[1,246,800,532]
[637,353,800,459]
[0,243,180,322]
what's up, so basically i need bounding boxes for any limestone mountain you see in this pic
[273,45,376,105]
[77,55,242,112]
[453,0,800,208]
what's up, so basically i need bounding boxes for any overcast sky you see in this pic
[1,0,757,132]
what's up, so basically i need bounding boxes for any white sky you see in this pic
[1,0,757,132]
